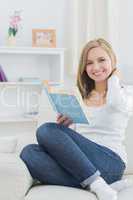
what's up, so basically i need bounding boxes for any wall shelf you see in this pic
[0,46,66,125]
[0,46,66,84]
[0,46,65,55]
[0,81,42,86]
[0,115,38,123]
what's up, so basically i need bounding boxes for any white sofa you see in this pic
[0,114,133,200]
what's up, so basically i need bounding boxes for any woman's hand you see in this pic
[56,113,73,127]
[109,68,122,79]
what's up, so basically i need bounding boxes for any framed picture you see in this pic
[32,29,56,47]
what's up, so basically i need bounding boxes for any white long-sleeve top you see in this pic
[75,75,133,164]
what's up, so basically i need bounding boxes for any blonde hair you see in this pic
[77,38,117,99]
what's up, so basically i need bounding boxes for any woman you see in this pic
[20,38,133,200]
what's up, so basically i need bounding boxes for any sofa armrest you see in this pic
[0,153,33,200]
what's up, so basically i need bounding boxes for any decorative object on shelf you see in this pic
[7,34,16,46]
[32,29,56,47]
[18,77,41,84]
[23,111,39,118]
[0,65,8,82]
[7,10,22,46]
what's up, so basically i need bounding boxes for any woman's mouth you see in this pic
[93,70,105,76]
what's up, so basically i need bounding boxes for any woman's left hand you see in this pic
[56,113,73,127]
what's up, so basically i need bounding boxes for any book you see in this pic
[0,65,8,82]
[44,85,89,124]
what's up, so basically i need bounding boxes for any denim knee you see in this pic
[36,122,59,145]
[20,144,37,163]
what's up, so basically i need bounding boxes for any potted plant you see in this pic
[7,10,22,46]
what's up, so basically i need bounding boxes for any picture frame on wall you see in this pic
[32,29,56,47]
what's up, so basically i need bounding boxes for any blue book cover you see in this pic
[44,87,89,124]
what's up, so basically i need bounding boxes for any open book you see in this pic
[44,84,89,124]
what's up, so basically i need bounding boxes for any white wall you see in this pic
[107,0,133,84]
[0,0,68,47]
[108,0,133,67]
[117,0,133,84]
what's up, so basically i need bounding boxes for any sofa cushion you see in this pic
[0,153,33,200]
[124,116,133,174]
[123,86,133,173]
[25,175,133,200]
[25,185,96,200]
[0,136,17,153]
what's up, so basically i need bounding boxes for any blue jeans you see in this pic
[20,122,125,189]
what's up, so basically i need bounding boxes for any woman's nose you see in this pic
[93,63,100,71]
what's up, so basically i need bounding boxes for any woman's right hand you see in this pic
[109,68,122,80]
[112,68,122,79]
[56,113,73,127]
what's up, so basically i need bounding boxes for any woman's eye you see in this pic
[99,59,105,62]
[87,62,92,65]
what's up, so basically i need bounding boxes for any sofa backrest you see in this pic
[124,116,133,174]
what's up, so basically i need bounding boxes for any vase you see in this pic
[7,35,16,46]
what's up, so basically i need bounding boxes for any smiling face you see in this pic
[86,47,113,82]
